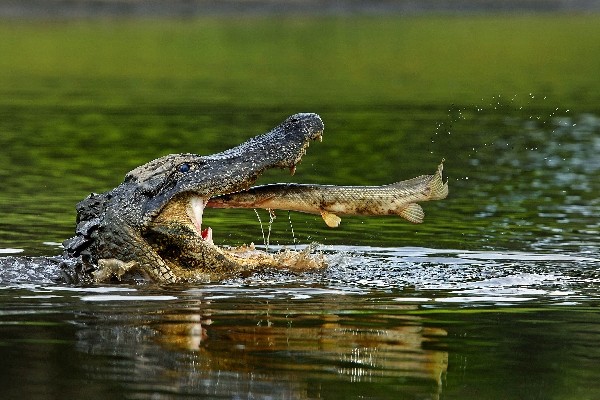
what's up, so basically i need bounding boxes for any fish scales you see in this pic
[206,162,448,227]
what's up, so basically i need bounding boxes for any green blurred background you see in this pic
[1,2,599,253]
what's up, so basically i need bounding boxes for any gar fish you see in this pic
[207,161,448,227]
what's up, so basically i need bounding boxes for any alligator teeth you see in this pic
[187,196,213,243]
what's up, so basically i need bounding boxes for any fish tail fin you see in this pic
[399,203,425,223]
[429,160,449,200]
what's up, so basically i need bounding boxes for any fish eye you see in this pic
[178,163,191,173]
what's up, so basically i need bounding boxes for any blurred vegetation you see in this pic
[0,15,599,108]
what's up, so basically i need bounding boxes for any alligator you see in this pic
[56,112,447,284]
[59,113,326,284]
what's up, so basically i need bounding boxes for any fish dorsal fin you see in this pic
[399,203,424,224]
[320,210,341,228]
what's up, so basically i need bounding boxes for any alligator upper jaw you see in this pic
[147,113,324,247]
[140,113,323,226]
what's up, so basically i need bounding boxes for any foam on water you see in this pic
[1,244,598,308]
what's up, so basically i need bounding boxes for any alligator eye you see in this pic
[178,163,191,173]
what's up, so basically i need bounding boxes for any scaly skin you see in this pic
[207,161,448,227]
[60,113,325,283]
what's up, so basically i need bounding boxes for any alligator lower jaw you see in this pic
[148,191,327,279]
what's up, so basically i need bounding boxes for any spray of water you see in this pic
[254,208,276,252]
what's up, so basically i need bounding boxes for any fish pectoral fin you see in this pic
[320,210,341,228]
[399,203,425,224]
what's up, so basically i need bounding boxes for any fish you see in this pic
[206,161,448,227]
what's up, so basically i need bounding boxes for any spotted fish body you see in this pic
[207,162,448,227]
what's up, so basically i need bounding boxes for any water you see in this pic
[1,15,600,400]
[2,250,600,399]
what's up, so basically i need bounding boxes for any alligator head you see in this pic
[61,113,325,283]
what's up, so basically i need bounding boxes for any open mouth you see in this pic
[149,189,328,275]
[151,193,216,246]
[186,196,213,244]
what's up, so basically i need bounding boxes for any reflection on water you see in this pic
[1,103,599,399]
[76,294,448,398]
[2,273,600,399]
[1,103,600,398]
[0,284,449,399]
